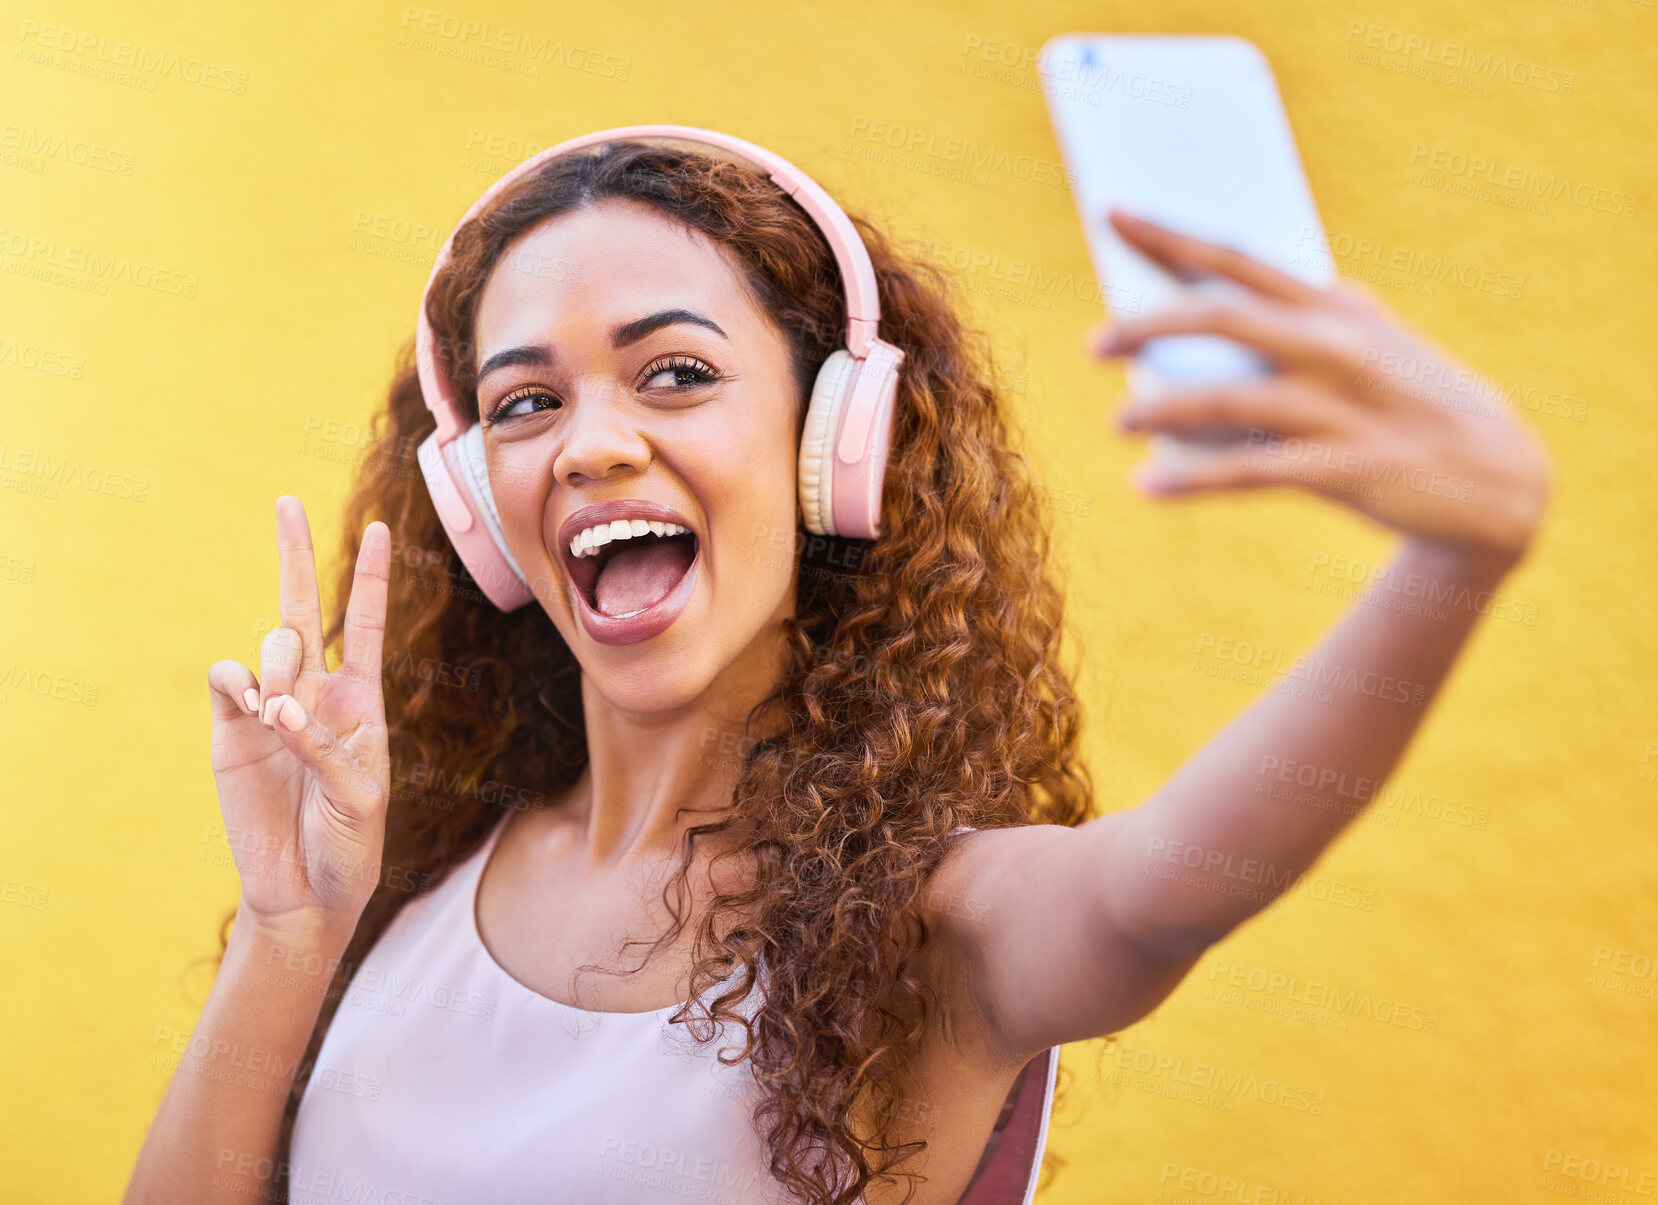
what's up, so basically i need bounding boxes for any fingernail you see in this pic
[261,695,281,726]
[242,688,259,713]
[278,696,306,732]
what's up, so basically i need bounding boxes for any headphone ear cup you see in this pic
[799,350,856,536]
[452,424,528,582]
[415,424,535,612]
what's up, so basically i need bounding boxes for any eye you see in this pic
[640,354,724,393]
[487,386,560,424]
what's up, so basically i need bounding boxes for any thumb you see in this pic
[263,693,387,825]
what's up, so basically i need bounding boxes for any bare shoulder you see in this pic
[923,817,1118,926]
[921,822,1082,928]
[914,812,1210,1068]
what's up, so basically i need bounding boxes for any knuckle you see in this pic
[335,659,384,689]
[1199,393,1237,423]
[1190,300,1228,326]
[281,592,319,619]
[1331,340,1372,374]
[1333,279,1380,312]
[1283,377,1328,406]
[209,659,252,694]
[1173,393,1223,424]
[261,626,300,654]
[1107,319,1144,345]
[1207,304,1256,340]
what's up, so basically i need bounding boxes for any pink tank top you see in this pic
[289,813,1057,1204]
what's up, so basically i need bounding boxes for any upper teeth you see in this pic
[569,518,690,558]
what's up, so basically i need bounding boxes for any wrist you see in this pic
[231,898,359,966]
[1398,534,1525,588]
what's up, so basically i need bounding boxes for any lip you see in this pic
[557,499,698,554]
[555,499,702,648]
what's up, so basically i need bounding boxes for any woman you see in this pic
[123,130,1550,1205]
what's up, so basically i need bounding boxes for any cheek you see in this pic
[694,417,800,577]
[702,405,800,502]
[486,448,553,522]
[489,448,531,489]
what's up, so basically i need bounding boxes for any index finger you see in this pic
[276,495,328,674]
[339,521,391,683]
[1108,208,1327,307]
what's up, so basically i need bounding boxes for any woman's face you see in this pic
[471,197,804,715]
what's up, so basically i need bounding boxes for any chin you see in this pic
[586,660,716,718]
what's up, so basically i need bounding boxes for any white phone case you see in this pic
[1040,34,1334,455]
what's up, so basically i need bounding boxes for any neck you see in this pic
[571,623,791,867]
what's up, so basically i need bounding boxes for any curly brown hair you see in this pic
[220,138,1094,1204]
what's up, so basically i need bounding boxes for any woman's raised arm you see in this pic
[123,498,393,1204]
[926,215,1551,1068]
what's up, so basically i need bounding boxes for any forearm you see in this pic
[122,903,351,1204]
[1107,537,1515,951]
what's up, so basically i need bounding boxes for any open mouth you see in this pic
[563,518,700,620]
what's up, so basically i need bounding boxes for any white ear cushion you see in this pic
[454,423,529,583]
[799,351,855,536]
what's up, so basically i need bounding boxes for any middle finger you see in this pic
[1118,375,1341,439]
[1097,293,1358,381]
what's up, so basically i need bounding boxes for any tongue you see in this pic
[594,538,695,617]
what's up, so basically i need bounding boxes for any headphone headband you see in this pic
[414,123,884,443]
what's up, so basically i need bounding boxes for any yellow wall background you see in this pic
[2,1,1653,1201]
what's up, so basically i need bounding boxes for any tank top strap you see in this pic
[957,1044,1060,1205]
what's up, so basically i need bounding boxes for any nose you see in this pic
[552,373,653,486]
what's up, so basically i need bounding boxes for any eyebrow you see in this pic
[475,309,729,384]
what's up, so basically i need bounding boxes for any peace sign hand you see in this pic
[205,496,393,945]
[1090,209,1552,571]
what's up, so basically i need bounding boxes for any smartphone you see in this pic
[1039,34,1333,452]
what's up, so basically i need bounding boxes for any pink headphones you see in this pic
[413,124,906,612]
